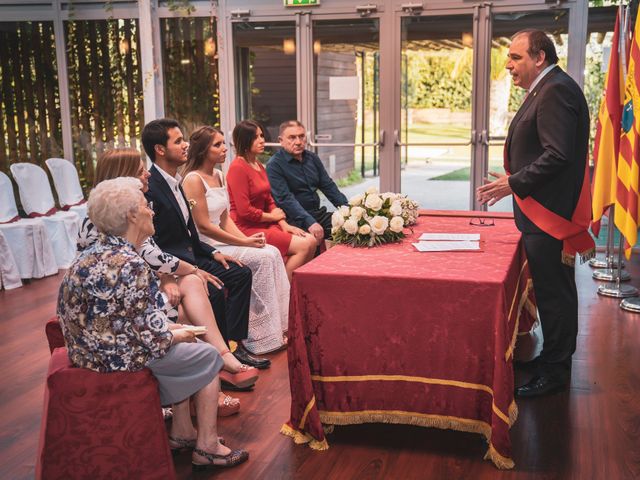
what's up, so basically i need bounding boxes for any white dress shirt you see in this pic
[155,164,190,224]
[528,63,557,94]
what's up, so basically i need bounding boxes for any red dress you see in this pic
[227,157,292,256]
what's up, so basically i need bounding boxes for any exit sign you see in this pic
[284,0,320,6]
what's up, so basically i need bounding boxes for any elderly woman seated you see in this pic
[57,177,248,470]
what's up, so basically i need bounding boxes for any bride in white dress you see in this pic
[182,126,289,354]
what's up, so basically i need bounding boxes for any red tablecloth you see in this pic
[282,211,537,469]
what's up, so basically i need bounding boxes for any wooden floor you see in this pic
[1,259,639,479]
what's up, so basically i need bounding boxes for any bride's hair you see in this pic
[182,125,224,176]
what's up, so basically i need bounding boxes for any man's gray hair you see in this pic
[279,120,305,137]
[88,177,144,236]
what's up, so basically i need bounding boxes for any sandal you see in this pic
[169,435,225,454]
[218,392,240,417]
[192,447,249,470]
[219,350,259,390]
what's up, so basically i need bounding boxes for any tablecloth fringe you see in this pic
[484,442,515,470]
[319,410,489,437]
[318,410,515,469]
[280,423,329,451]
[508,400,518,427]
[506,279,535,361]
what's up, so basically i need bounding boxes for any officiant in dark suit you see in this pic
[142,118,270,370]
[476,30,593,398]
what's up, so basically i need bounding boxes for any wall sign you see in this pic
[284,0,320,6]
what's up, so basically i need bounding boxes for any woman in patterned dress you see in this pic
[77,148,257,408]
[59,177,248,469]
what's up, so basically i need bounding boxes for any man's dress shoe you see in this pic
[233,344,271,369]
[515,375,567,398]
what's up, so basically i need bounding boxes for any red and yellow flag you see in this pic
[591,10,625,237]
[615,8,640,259]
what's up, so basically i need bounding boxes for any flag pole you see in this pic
[592,206,631,280]
[593,4,631,280]
[598,233,639,297]
[589,206,623,268]
[599,1,639,299]
[619,0,640,311]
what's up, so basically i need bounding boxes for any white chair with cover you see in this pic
[0,230,22,290]
[0,171,58,281]
[9,163,80,269]
[45,157,87,220]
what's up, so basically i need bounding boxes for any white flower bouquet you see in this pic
[331,187,419,247]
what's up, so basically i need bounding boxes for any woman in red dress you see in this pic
[227,120,316,281]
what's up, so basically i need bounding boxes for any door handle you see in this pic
[393,129,471,147]
[308,130,385,148]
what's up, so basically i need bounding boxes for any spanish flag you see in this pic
[615,8,640,259]
[591,10,625,237]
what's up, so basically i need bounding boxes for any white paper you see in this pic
[419,233,480,241]
[412,240,480,252]
[329,76,359,100]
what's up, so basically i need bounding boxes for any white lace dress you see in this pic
[184,171,289,354]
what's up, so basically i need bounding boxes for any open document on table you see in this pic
[413,233,481,252]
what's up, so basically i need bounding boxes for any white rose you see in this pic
[338,205,351,217]
[358,224,371,235]
[381,192,395,200]
[331,211,345,228]
[364,194,383,211]
[350,206,365,219]
[368,215,389,235]
[343,218,359,235]
[389,216,404,233]
[366,186,379,195]
[349,194,364,206]
[389,200,403,216]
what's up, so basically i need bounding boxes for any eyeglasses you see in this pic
[469,217,495,227]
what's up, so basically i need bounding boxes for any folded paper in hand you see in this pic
[181,325,208,336]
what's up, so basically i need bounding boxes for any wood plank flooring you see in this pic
[1,259,639,479]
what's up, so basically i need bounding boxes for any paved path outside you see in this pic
[321,160,512,213]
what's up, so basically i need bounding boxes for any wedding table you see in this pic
[282,211,537,469]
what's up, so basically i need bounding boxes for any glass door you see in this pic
[399,14,475,210]
[309,17,381,196]
[232,21,297,159]
[487,9,569,212]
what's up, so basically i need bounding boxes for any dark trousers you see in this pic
[290,206,333,240]
[195,257,252,343]
[522,232,578,381]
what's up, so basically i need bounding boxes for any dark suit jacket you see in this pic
[506,66,590,234]
[145,165,216,264]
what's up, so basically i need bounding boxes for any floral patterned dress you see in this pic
[58,233,173,372]
[58,233,222,405]
[78,216,180,274]
[77,217,179,321]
